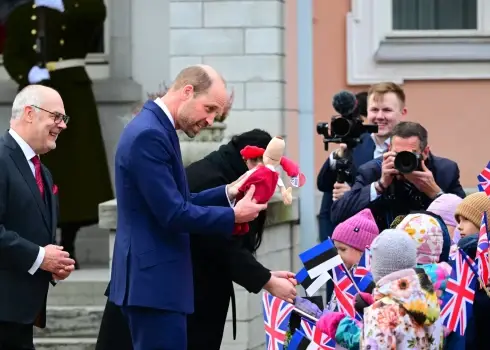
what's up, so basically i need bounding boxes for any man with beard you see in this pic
[110,64,268,350]
[331,121,465,230]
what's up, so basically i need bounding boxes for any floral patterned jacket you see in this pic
[327,268,444,349]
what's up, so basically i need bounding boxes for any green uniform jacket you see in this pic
[3,0,113,226]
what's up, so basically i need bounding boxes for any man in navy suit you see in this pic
[110,65,268,350]
[317,83,408,241]
[331,121,466,230]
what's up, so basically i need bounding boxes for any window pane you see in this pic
[392,0,478,30]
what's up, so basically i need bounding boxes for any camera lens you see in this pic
[316,122,328,135]
[394,151,418,174]
[330,117,351,137]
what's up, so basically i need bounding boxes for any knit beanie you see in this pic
[427,194,463,228]
[370,229,417,282]
[332,209,379,251]
[396,213,445,264]
[455,192,490,228]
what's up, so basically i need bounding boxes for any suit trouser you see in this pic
[0,322,34,350]
[121,306,186,350]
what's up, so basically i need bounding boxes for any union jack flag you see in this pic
[440,249,478,335]
[262,291,295,350]
[477,161,490,183]
[352,247,374,292]
[478,161,490,196]
[352,247,371,283]
[477,212,489,285]
[331,265,362,320]
[299,318,336,349]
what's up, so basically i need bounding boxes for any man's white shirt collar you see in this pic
[154,98,175,128]
[9,129,36,161]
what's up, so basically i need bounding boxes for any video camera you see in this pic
[316,90,378,151]
[316,90,379,183]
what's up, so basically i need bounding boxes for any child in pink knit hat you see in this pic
[332,208,379,269]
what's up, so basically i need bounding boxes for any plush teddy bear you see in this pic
[234,136,306,234]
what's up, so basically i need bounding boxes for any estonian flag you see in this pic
[296,267,331,296]
[288,329,315,350]
[299,238,343,279]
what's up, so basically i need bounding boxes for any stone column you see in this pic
[169,0,286,139]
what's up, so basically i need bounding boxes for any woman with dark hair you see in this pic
[95,129,297,350]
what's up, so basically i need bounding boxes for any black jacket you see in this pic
[186,139,272,350]
[331,154,466,230]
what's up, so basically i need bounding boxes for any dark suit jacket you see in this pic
[331,154,466,230]
[0,131,57,327]
[109,100,235,314]
[317,132,375,240]
[186,142,271,349]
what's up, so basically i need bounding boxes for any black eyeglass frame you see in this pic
[30,105,70,125]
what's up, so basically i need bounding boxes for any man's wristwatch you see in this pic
[433,190,444,199]
[375,180,385,194]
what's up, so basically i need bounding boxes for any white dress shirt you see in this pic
[8,129,45,275]
[152,98,235,207]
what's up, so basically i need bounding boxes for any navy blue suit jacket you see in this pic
[109,101,235,314]
[317,133,375,240]
[331,154,466,229]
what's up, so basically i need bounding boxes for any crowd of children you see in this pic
[290,191,490,349]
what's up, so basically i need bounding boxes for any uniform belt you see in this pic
[46,59,85,72]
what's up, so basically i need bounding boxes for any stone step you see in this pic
[34,338,96,350]
[34,306,104,338]
[47,268,109,306]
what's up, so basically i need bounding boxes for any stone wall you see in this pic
[169,0,286,139]
[99,195,301,350]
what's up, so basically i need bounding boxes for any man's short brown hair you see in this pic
[367,82,406,107]
[171,66,214,95]
[390,121,428,150]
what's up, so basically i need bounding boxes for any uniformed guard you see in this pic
[3,0,113,269]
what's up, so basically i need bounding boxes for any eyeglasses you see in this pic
[31,105,70,125]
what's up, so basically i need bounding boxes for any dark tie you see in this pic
[31,155,45,198]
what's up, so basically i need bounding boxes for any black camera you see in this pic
[316,90,378,150]
[394,151,423,174]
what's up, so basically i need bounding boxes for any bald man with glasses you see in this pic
[0,85,75,350]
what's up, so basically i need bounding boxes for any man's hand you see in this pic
[380,151,399,188]
[264,275,297,304]
[332,182,351,201]
[404,160,441,199]
[28,66,50,84]
[40,245,76,274]
[35,0,65,12]
[52,264,75,281]
[226,172,250,200]
[233,185,267,223]
[334,143,348,158]
[271,271,298,286]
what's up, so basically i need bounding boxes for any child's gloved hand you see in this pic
[317,311,345,339]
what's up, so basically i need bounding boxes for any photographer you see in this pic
[317,83,407,240]
[331,122,466,230]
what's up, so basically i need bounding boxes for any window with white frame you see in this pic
[347,0,490,85]
[0,0,109,81]
[392,0,477,32]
